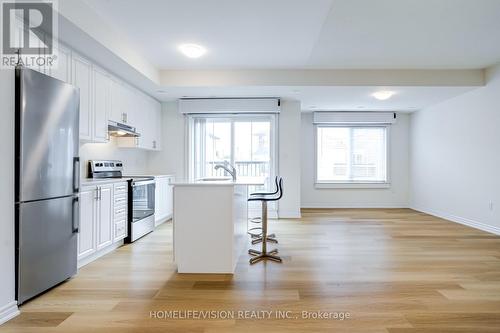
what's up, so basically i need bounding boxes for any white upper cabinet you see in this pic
[72,54,93,141]
[153,100,162,151]
[115,92,162,151]
[93,66,111,143]
[48,44,71,83]
[53,44,162,146]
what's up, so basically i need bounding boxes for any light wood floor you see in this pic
[2,208,500,332]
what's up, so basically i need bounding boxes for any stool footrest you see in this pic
[249,250,282,264]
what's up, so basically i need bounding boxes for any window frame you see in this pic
[314,124,391,189]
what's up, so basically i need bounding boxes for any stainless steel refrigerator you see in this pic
[15,67,80,304]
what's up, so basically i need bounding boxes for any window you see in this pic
[316,126,388,187]
[188,114,278,213]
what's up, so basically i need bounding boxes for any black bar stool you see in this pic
[247,177,283,264]
[247,176,279,240]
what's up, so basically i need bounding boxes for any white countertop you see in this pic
[81,178,130,185]
[124,174,174,178]
[172,176,265,187]
[81,174,174,186]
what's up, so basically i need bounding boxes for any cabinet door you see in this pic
[96,185,113,250]
[110,80,122,123]
[93,67,111,143]
[78,187,96,260]
[133,93,149,149]
[49,44,71,82]
[72,54,93,141]
[154,180,161,222]
[166,177,174,218]
[153,101,162,151]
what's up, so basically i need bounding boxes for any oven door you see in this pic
[131,180,155,222]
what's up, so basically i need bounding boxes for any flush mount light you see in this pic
[178,43,206,58]
[372,91,396,101]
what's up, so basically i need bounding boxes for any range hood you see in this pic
[108,120,140,137]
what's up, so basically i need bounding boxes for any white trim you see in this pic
[313,111,396,124]
[155,215,172,227]
[301,203,409,209]
[77,241,123,268]
[411,206,500,236]
[179,98,280,114]
[278,210,302,219]
[0,301,20,325]
[315,182,391,189]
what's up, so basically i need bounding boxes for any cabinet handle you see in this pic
[98,187,102,200]
[95,186,99,200]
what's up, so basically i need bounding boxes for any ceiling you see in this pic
[84,0,500,70]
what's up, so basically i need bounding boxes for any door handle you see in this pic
[73,157,80,193]
[72,195,80,233]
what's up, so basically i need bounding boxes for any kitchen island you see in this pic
[172,177,264,273]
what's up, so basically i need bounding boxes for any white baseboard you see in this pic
[155,215,172,227]
[0,301,19,325]
[301,203,409,209]
[411,206,500,236]
[278,210,301,218]
[77,241,124,269]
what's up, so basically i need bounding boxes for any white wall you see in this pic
[301,112,410,208]
[0,71,20,323]
[80,140,151,178]
[278,101,302,218]
[410,64,500,234]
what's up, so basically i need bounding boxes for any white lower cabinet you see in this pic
[96,185,113,250]
[154,176,174,226]
[78,182,128,266]
[78,187,96,260]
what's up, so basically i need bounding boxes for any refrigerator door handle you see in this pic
[72,195,80,233]
[73,157,80,193]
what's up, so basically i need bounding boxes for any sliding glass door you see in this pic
[188,114,278,213]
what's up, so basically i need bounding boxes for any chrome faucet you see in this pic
[214,160,237,181]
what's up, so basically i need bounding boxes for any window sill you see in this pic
[315,182,391,189]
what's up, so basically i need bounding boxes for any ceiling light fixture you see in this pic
[178,43,206,58]
[372,91,396,101]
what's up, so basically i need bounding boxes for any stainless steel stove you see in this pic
[88,160,155,242]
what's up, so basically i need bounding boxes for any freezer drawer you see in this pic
[17,196,78,304]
